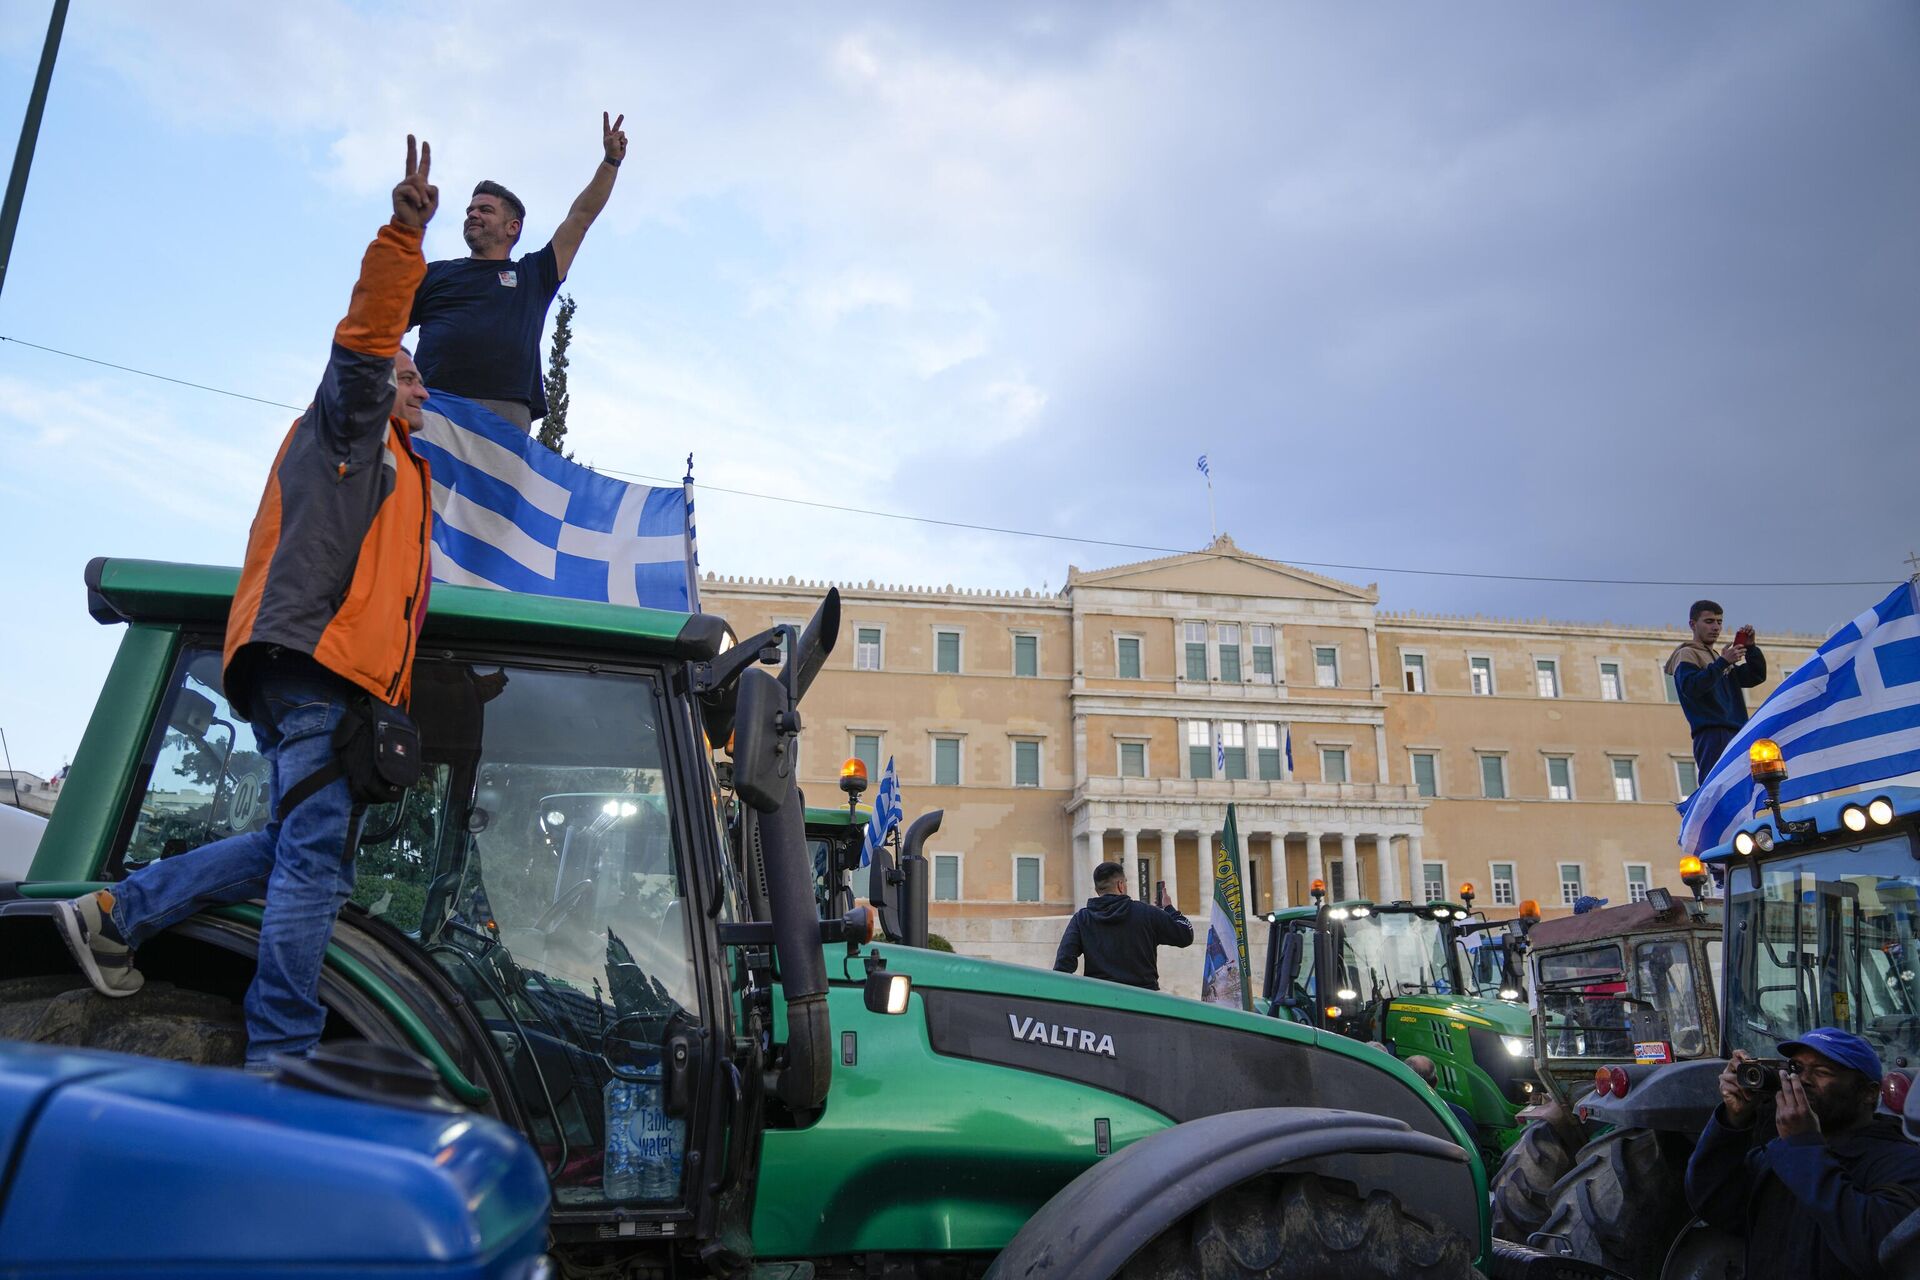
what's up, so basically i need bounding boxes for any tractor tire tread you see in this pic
[1534,1127,1687,1280]
[1489,1119,1576,1242]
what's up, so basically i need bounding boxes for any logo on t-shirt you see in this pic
[497,270,518,288]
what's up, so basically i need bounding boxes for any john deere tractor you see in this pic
[0,558,1607,1279]
[1260,886,1537,1167]
[1522,739,1920,1279]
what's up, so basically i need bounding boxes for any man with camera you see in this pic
[1686,1029,1920,1277]
[1053,861,1193,991]
[1667,599,1768,777]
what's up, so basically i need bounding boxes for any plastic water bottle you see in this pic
[602,1080,639,1200]
[629,1077,685,1200]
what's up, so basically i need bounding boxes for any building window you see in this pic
[1217,623,1242,683]
[1330,862,1347,901]
[1675,758,1699,798]
[1116,635,1142,680]
[1560,863,1584,906]
[1251,624,1276,683]
[1183,622,1209,681]
[1320,747,1349,785]
[1013,739,1041,788]
[1313,646,1339,688]
[1411,752,1438,797]
[852,734,881,778]
[1187,721,1213,780]
[1422,862,1446,903]
[934,629,962,674]
[855,627,883,671]
[1255,724,1283,780]
[1598,661,1624,701]
[1535,658,1561,699]
[932,736,961,787]
[1625,862,1651,904]
[1491,862,1516,907]
[1469,655,1495,696]
[934,854,961,902]
[1402,652,1427,693]
[1663,667,1679,703]
[1013,633,1038,678]
[1014,855,1042,903]
[1118,741,1147,778]
[1612,758,1639,802]
[1546,756,1573,801]
[1220,723,1247,780]
[1479,754,1507,800]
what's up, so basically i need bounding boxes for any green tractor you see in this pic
[1488,881,1722,1246]
[1260,887,1537,1168]
[1522,742,1920,1279]
[0,558,1608,1279]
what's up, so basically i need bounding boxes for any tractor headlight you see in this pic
[1754,825,1774,853]
[545,809,566,827]
[1842,805,1868,833]
[1870,797,1896,826]
[1499,988,1521,1001]
[1501,1035,1531,1058]
[1734,831,1755,856]
[1336,988,1359,1001]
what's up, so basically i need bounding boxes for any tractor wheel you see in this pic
[1118,1172,1476,1279]
[1533,1128,1687,1280]
[1489,1119,1577,1242]
[0,974,247,1066]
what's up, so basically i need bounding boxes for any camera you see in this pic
[1736,1060,1798,1094]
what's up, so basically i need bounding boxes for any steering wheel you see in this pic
[534,878,595,935]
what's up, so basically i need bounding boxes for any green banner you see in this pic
[1202,803,1252,1010]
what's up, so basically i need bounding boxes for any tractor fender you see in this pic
[983,1106,1476,1280]
[1575,1059,1722,1136]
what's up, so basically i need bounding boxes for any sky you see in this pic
[0,2,1915,772]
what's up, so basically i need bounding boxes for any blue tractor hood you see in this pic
[0,1042,548,1278]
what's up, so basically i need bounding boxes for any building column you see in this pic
[1376,833,1399,901]
[1406,833,1425,902]
[1304,831,1324,895]
[1266,833,1290,910]
[1196,829,1215,915]
[1121,827,1140,892]
[1159,830,1179,910]
[1340,831,1358,901]
[1072,829,1095,903]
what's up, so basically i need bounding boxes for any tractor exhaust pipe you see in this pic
[898,810,942,949]
[757,776,831,1111]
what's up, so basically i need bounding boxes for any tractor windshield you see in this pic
[1724,832,1920,1066]
[1336,909,1453,999]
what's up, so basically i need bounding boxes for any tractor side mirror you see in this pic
[731,667,794,813]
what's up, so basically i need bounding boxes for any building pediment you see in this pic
[1066,534,1376,604]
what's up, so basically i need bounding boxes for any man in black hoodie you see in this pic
[1686,1028,1920,1277]
[1053,861,1194,990]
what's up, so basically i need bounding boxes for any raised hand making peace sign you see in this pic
[603,112,628,166]
[392,134,439,230]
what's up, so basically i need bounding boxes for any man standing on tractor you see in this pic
[1053,860,1193,990]
[50,136,440,1072]
[1668,599,1767,776]
[1686,1029,1920,1277]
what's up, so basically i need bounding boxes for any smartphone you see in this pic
[1154,880,1169,908]
[1735,625,1755,647]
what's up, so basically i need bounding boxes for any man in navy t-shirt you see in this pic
[409,112,628,431]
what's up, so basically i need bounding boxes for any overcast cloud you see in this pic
[0,2,1914,769]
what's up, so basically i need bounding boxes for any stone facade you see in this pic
[702,536,1815,997]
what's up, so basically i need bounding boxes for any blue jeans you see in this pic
[111,667,362,1065]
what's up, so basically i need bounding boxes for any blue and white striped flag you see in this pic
[1679,580,1920,855]
[861,756,903,867]
[1196,454,1210,479]
[1284,724,1294,774]
[412,393,699,611]
[1215,729,1227,775]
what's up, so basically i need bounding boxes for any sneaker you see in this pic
[52,891,144,998]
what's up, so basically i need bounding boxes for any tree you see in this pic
[539,293,576,457]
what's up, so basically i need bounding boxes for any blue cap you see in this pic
[1777,1028,1884,1082]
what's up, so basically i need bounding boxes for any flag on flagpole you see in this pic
[1196,454,1210,479]
[1679,580,1920,856]
[1214,729,1227,776]
[1201,804,1252,1011]
[1283,725,1294,775]
[861,756,903,867]
[412,392,700,611]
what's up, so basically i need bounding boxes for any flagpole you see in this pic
[1206,474,1216,543]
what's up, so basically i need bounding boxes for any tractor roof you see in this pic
[1525,898,1713,951]
[1265,898,1466,924]
[1700,785,1920,864]
[806,806,872,829]
[84,557,727,661]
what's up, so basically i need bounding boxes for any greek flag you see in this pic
[1196,454,1210,479]
[1284,725,1294,774]
[1215,730,1226,775]
[861,755,903,868]
[1679,580,1920,855]
[411,392,699,611]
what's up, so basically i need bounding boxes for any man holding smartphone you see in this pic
[1053,861,1193,991]
[1667,599,1768,776]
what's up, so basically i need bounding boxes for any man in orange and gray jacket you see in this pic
[52,137,440,1070]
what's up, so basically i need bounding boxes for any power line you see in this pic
[2,331,1890,591]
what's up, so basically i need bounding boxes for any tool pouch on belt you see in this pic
[277,694,422,819]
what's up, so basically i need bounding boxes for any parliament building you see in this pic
[701,536,1813,995]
